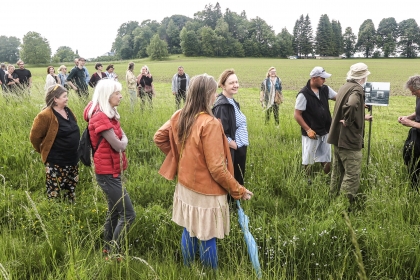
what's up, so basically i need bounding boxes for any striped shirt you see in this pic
[227,97,249,148]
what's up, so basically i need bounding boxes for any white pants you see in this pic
[301,134,331,165]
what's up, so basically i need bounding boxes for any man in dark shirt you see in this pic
[0,63,6,91]
[67,57,89,98]
[14,60,32,93]
[171,66,190,109]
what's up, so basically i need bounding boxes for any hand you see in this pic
[172,92,176,95]
[365,114,372,122]
[229,140,238,150]
[241,189,253,201]
[340,120,347,127]
[306,129,317,139]
[399,116,413,127]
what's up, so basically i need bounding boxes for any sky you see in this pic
[3,0,418,59]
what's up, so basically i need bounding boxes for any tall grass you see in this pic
[0,58,419,279]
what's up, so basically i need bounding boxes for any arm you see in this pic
[28,76,32,88]
[154,120,171,154]
[88,74,95,88]
[328,86,337,101]
[100,128,128,152]
[341,90,361,127]
[294,109,311,132]
[171,75,177,94]
[30,113,49,153]
[66,70,78,90]
[56,75,61,85]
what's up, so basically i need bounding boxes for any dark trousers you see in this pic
[228,145,247,204]
[265,104,279,125]
[175,89,186,110]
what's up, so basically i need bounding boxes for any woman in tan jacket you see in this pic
[154,74,253,269]
[30,85,80,202]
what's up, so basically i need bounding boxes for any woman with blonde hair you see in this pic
[83,79,136,257]
[58,65,69,89]
[260,66,283,125]
[137,65,154,109]
[30,85,80,201]
[154,74,253,269]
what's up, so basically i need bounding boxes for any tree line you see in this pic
[1,3,419,64]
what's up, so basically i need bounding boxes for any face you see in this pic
[74,59,79,66]
[409,87,420,98]
[108,67,114,73]
[178,68,184,75]
[79,59,86,67]
[97,65,103,71]
[62,67,67,73]
[312,76,326,88]
[49,67,55,74]
[8,67,14,73]
[141,67,147,74]
[109,91,122,107]
[54,92,68,108]
[18,62,24,69]
[222,74,239,96]
[269,69,276,77]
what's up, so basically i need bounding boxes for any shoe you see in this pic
[323,162,331,174]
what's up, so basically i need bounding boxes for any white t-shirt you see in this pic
[295,86,337,111]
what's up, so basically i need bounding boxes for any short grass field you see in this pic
[1,57,420,279]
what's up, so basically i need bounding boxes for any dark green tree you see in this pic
[224,8,248,43]
[180,28,201,56]
[0,36,20,63]
[200,26,217,56]
[275,28,294,58]
[147,34,169,60]
[292,15,305,57]
[356,19,376,58]
[194,2,222,29]
[52,46,76,63]
[331,20,343,56]
[248,17,276,57]
[111,21,139,58]
[315,14,333,56]
[166,19,181,54]
[343,27,356,58]
[376,17,398,57]
[133,25,154,58]
[20,31,51,64]
[301,15,314,57]
[398,18,420,58]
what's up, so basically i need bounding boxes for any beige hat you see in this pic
[347,63,370,79]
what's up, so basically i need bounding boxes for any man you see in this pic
[294,66,337,178]
[14,60,32,93]
[67,57,89,98]
[73,58,90,85]
[328,63,372,205]
[171,66,189,109]
[0,63,6,91]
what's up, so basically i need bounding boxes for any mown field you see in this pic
[1,57,420,279]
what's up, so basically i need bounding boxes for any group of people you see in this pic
[0,61,32,94]
[26,59,419,268]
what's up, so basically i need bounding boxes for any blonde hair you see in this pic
[58,65,66,72]
[266,67,276,78]
[178,74,217,143]
[88,79,123,120]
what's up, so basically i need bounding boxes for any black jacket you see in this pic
[298,79,332,136]
[212,93,238,161]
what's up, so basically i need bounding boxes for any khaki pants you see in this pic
[330,146,362,198]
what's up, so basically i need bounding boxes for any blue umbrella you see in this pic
[236,200,262,279]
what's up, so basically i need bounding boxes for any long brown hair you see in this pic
[178,74,217,143]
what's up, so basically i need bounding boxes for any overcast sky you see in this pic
[3,0,417,59]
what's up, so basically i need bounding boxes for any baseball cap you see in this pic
[310,67,331,78]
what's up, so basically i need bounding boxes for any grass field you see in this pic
[1,57,420,279]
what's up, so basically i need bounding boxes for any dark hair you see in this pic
[45,85,67,108]
[128,62,134,71]
[47,66,54,74]
[406,75,420,91]
[95,63,103,70]
[106,64,114,71]
[217,69,235,88]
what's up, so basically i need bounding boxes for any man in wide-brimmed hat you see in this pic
[328,62,372,206]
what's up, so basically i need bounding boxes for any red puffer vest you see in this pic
[84,102,128,177]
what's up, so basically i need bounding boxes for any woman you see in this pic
[213,69,249,199]
[260,66,283,126]
[58,65,69,89]
[44,66,61,92]
[137,65,154,109]
[83,79,136,256]
[89,63,107,88]
[106,64,118,81]
[30,85,80,202]
[125,62,137,109]
[154,74,253,269]
[5,65,19,93]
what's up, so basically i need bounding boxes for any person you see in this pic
[0,63,6,92]
[294,66,337,177]
[58,65,69,89]
[105,64,118,81]
[154,74,253,269]
[4,65,19,93]
[260,67,283,126]
[212,69,249,203]
[83,79,136,256]
[398,75,420,188]
[89,63,107,88]
[73,58,90,85]
[125,62,137,109]
[137,65,154,109]
[29,85,80,202]
[171,66,190,109]
[44,66,61,92]
[14,60,32,93]
[67,57,89,98]
[328,63,372,206]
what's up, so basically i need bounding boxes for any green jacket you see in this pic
[327,80,366,150]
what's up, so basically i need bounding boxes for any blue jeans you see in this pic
[181,228,218,269]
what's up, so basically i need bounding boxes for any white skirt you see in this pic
[172,182,230,241]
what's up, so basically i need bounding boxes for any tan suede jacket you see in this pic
[30,107,77,163]
[154,110,245,199]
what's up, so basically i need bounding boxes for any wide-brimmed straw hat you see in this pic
[347,63,370,79]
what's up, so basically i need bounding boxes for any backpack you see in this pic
[78,126,103,166]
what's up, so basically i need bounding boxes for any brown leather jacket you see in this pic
[154,110,245,199]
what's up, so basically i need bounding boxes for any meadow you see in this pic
[1,57,420,279]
